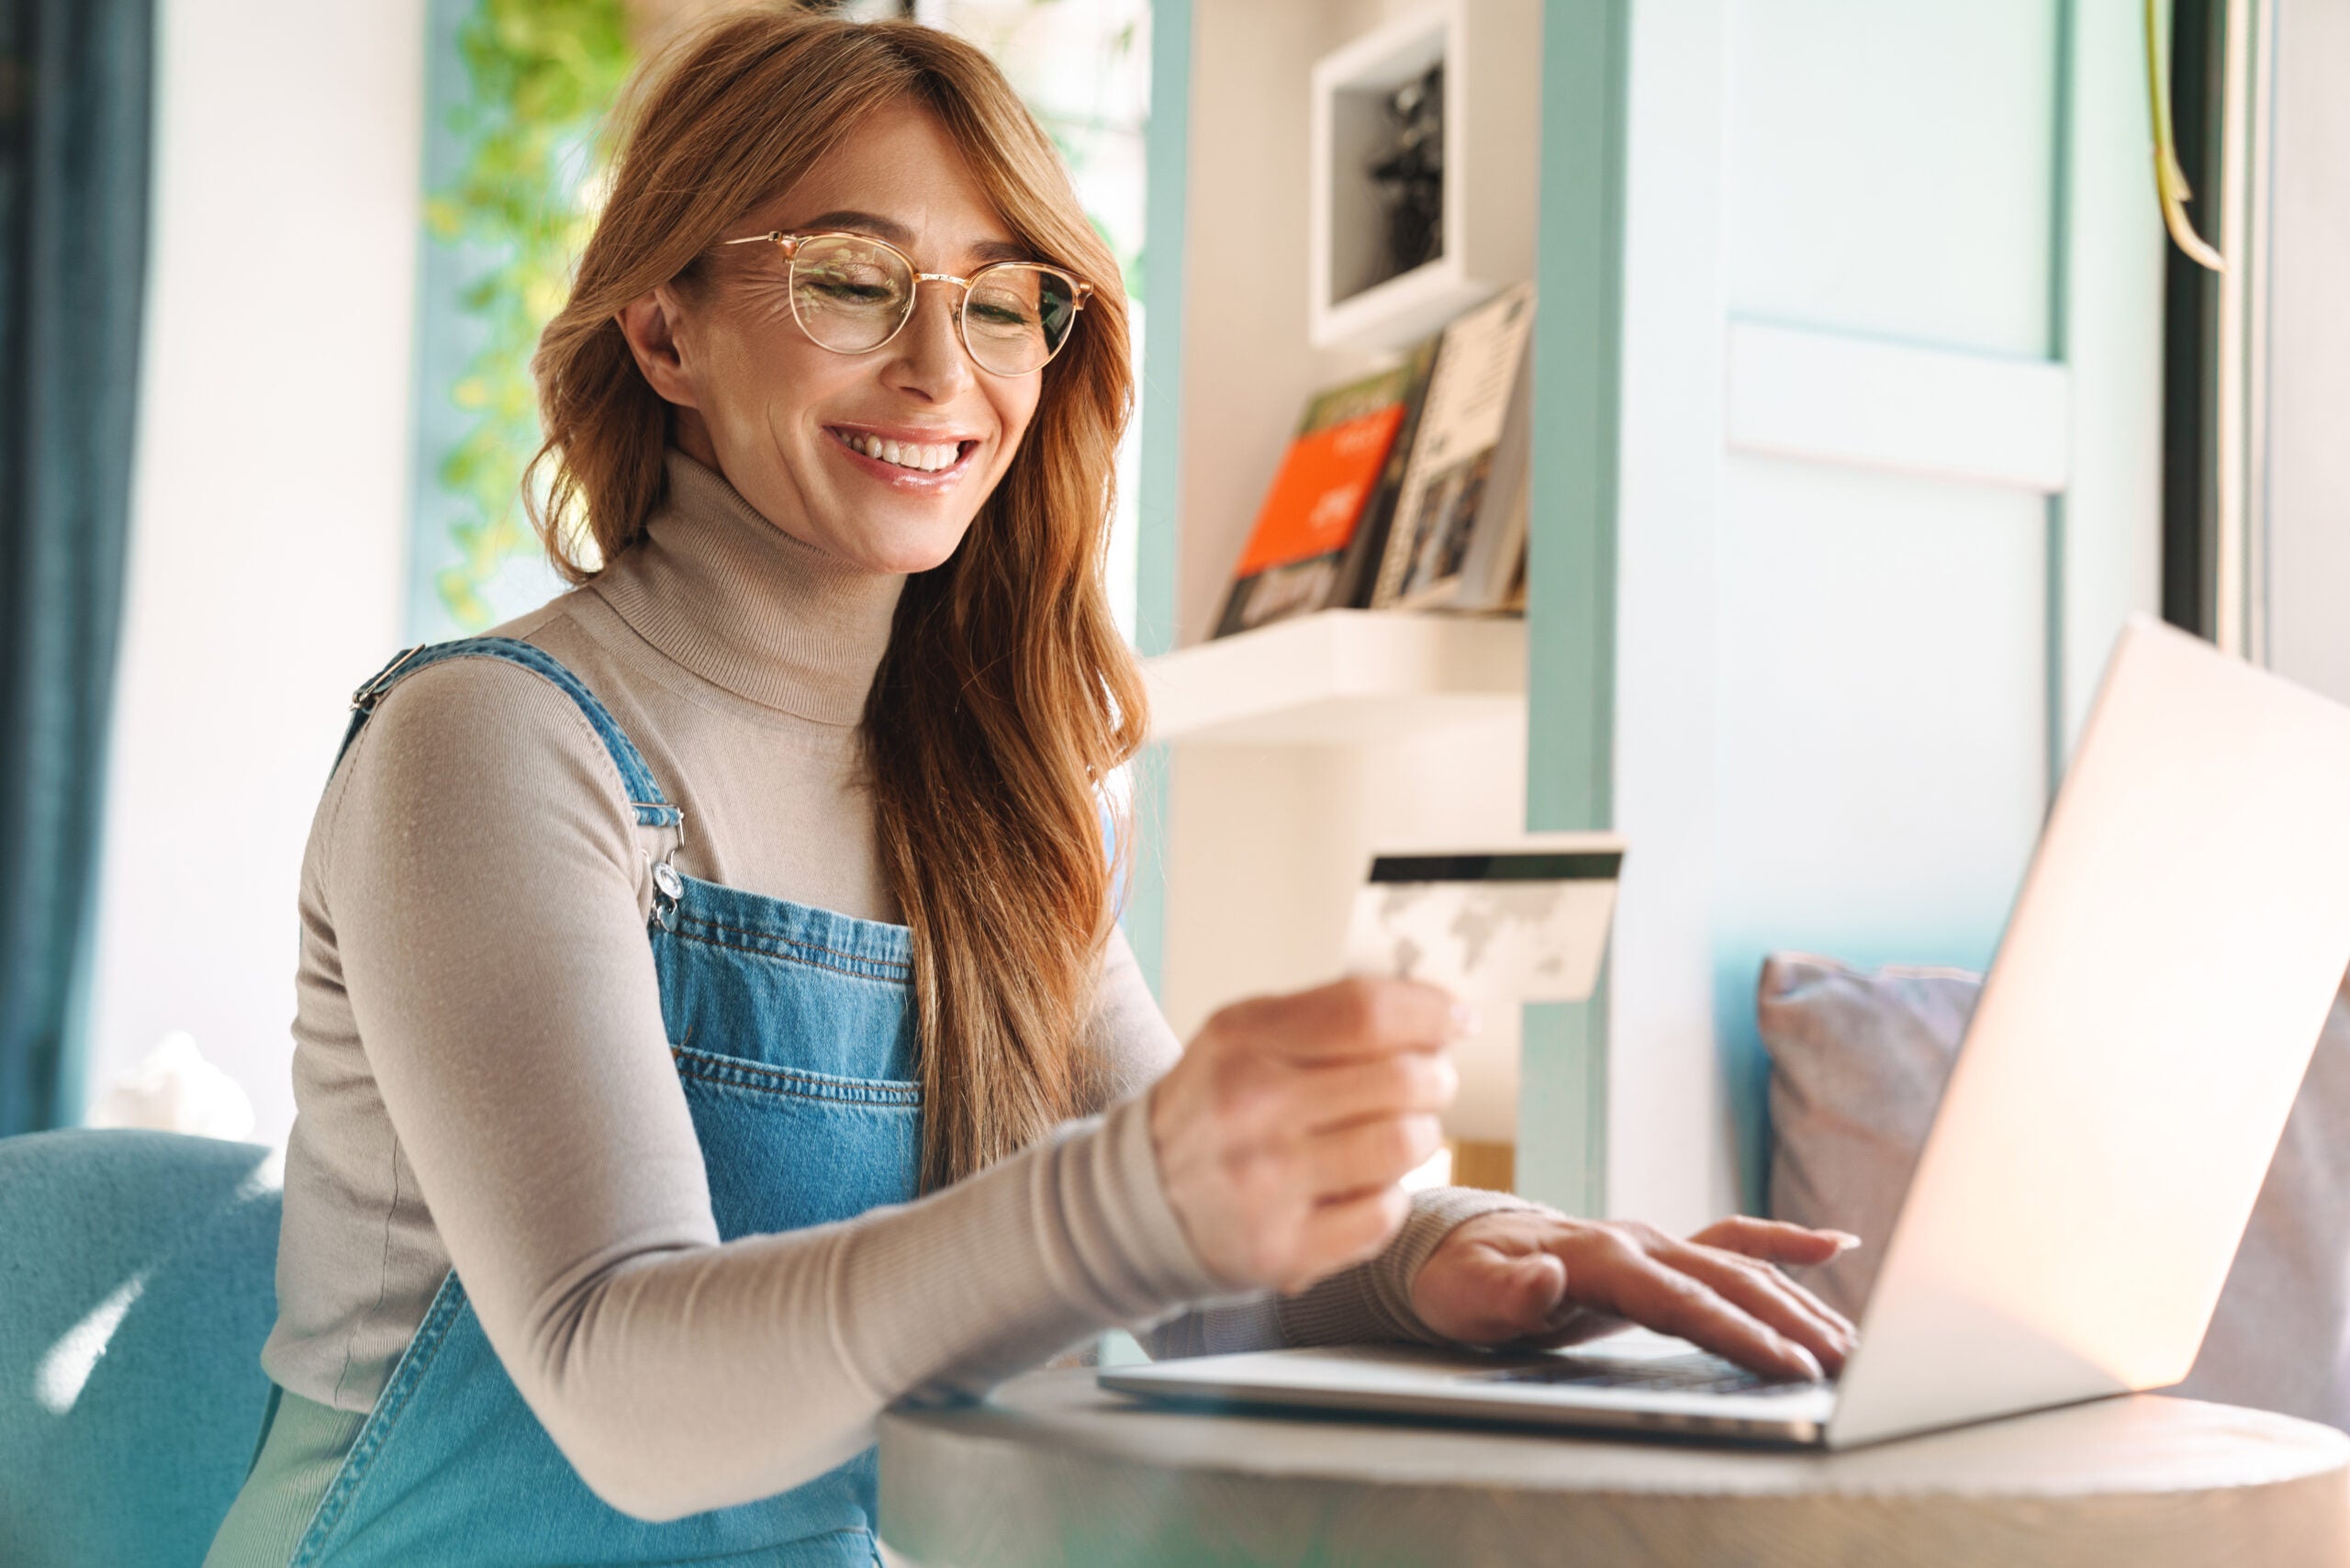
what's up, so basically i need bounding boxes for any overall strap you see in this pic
[332,637,685,831]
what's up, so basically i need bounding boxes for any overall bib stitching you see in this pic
[667,915,911,975]
[287,1271,471,1566]
[669,1045,925,1106]
[663,923,913,983]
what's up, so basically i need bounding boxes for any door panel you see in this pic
[1725,0,2059,356]
[1712,457,2051,1197]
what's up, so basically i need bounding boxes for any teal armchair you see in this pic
[0,1129,281,1567]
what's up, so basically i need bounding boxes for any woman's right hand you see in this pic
[1148,976,1465,1294]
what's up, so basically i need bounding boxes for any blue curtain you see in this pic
[0,0,154,1136]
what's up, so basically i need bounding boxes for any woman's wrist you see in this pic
[1101,1091,1247,1307]
[1245,1185,1547,1351]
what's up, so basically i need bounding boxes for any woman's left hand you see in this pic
[1408,1213,1860,1381]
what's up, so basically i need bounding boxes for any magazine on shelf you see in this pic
[1213,339,1438,639]
[1369,282,1536,613]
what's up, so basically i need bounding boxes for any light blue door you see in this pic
[1524,0,2164,1221]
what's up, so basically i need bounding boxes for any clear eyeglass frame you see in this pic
[719,229,1094,377]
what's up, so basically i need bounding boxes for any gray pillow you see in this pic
[1760,951,2350,1429]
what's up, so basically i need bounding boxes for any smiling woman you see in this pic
[199,8,1851,1566]
[549,80,1129,1191]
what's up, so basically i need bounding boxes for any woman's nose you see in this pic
[885,280,976,398]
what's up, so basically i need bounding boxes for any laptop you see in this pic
[1103,617,2350,1449]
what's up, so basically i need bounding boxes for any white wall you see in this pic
[83,0,425,1146]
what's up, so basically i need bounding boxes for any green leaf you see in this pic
[429,0,633,626]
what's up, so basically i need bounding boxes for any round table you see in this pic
[877,1369,2350,1567]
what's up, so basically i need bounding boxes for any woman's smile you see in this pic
[821,421,983,492]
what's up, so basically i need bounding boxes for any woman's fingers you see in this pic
[1412,1212,1862,1366]
[1587,1240,1825,1382]
[1653,1241,1854,1374]
[1689,1215,1860,1269]
[1679,1215,1862,1349]
[1301,1112,1444,1199]
[1731,1256,1852,1346]
[1300,1048,1457,1134]
[1234,975,1461,1065]
[1154,976,1463,1293]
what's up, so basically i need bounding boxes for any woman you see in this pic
[206,11,1854,1564]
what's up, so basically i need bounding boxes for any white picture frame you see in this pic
[1307,0,1540,353]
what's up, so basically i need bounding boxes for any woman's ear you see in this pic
[615,284,699,409]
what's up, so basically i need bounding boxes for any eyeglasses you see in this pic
[719,230,1093,377]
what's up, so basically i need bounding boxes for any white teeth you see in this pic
[840,431,960,472]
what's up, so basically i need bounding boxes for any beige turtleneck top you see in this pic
[260,452,1527,1520]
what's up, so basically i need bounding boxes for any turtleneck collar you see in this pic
[588,450,908,726]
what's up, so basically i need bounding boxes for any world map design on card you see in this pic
[1341,841,1624,1011]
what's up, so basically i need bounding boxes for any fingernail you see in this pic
[1827,1231,1863,1252]
[1789,1344,1824,1381]
[1449,1000,1482,1038]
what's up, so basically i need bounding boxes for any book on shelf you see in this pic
[1367,281,1536,614]
[1212,338,1438,639]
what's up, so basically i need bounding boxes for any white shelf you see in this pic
[1143,609,1527,746]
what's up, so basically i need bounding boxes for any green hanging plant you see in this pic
[427,0,634,629]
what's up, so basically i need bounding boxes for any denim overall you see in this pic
[288,636,920,1567]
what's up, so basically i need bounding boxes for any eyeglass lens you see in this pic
[789,234,1078,375]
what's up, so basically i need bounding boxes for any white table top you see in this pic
[878,1368,2350,1567]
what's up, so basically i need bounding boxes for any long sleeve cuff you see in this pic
[1276,1185,1544,1348]
[1065,1089,1238,1315]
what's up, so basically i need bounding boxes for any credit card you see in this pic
[1341,834,1625,1010]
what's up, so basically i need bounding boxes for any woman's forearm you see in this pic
[509,1095,1214,1521]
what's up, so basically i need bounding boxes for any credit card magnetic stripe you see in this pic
[1368,851,1624,885]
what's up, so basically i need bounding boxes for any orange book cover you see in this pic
[1214,348,1433,638]
[1231,404,1406,577]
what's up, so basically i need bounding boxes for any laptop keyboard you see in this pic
[1477,1350,1822,1398]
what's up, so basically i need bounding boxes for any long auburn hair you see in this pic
[527,7,1146,1191]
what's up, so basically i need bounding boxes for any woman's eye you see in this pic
[968,300,1034,330]
[802,274,899,308]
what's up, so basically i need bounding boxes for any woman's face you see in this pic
[620,103,1045,576]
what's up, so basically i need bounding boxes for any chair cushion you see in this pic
[0,1128,281,1568]
[1761,954,2350,1430]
